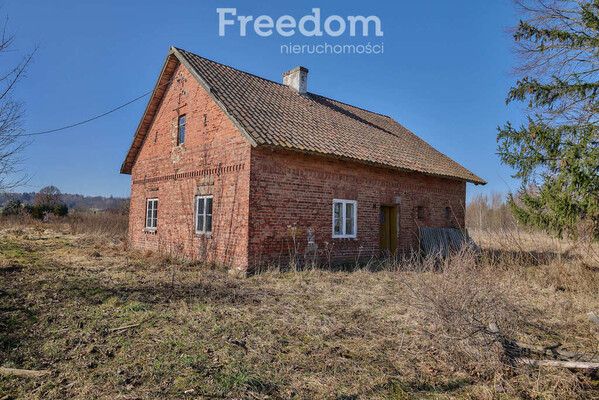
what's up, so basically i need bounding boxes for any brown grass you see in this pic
[0,212,128,239]
[0,219,598,399]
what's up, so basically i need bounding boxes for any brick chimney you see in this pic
[283,66,308,94]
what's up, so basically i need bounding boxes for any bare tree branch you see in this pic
[0,13,34,192]
[511,0,599,124]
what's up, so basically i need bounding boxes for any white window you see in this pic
[195,195,213,234]
[332,199,357,238]
[145,198,158,229]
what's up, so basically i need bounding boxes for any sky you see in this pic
[3,0,525,200]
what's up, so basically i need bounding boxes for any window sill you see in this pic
[194,231,213,237]
[332,236,357,240]
[143,228,157,234]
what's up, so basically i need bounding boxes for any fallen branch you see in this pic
[0,367,50,377]
[588,312,599,327]
[513,341,599,362]
[521,358,599,370]
[108,323,140,333]
[488,323,599,363]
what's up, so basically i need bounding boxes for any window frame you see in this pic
[177,114,186,145]
[145,198,158,230]
[332,199,357,239]
[194,195,213,235]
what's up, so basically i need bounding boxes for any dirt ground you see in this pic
[1,223,599,399]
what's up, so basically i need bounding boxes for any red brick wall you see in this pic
[247,147,466,268]
[128,62,251,269]
[127,62,468,272]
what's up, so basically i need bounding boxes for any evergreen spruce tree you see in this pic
[498,0,599,240]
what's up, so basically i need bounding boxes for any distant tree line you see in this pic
[2,185,68,219]
[1,185,129,219]
[466,191,518,231]
[1,189,129,212]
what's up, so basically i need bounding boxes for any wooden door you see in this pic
[380,206,398,255]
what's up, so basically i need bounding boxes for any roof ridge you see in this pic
[175,47,287,87]
[176,47,394,120]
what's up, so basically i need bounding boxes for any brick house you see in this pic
[121,47,485,274]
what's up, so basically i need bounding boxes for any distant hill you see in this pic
[0,192,129,212]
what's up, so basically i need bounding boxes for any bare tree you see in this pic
[34,185,62,208]
[0,14,36,191]
[466,192,517,231]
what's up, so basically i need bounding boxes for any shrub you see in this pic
[23,203,33,215]
[28,204,52,220]
[1,199,22,216]
[30,205,45,220]
[53,203,68,217]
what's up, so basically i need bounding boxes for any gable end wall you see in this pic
[128,62,251,269]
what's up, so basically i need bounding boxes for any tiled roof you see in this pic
[121,47,485,185]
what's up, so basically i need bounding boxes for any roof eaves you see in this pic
[263,144,487,185]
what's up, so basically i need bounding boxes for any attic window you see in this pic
[445,206,451,218]
[417,206,424,220]
[177,114,186,145]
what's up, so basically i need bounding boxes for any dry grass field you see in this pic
[1,215,599,399]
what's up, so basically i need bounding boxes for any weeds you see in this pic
[0,212,128,240]
[0,218,598,398]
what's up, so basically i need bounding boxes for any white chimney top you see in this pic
[283,66,308,94]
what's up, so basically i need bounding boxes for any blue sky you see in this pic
[4,0,523,200]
